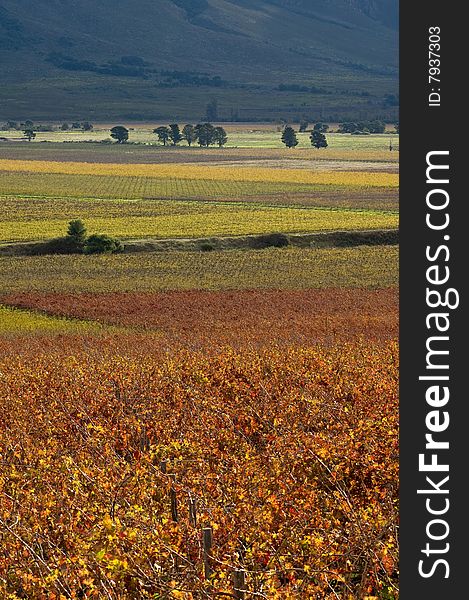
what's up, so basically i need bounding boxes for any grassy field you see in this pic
[0,75,398,123]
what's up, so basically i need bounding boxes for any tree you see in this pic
[5,121,19,130]
[281,126,298,148]
[182,124,197,146]
[110,126,129,143]
[61,123,70,131]
[299,120,309,133]
[153,126,171,146]
[313,122,329,133]
[339,120,385,134]
[310,130,328,149]
[338,122,358,133]
[195,123,215,147]
[24,129,36,142]
[205,98,218,121]
[394,122,399,134]
[213,126,228,147]
[67,220,87,247]
[168,123,183,146]
[82,122,93,131]
[42,220,88,254]
[366,120,386,134]
[84,234,123,255]
[60,219,88,252]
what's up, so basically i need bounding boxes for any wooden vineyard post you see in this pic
[203,527,213,580]
[233,569,246,599]
[159,459,168,474]
[169,474,178,522]
[188,494,197,527]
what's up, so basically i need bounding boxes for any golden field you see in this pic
[0,159,398,187]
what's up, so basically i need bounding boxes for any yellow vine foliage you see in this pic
[0,159,399,187]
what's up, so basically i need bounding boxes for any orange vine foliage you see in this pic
[0,338,398,599]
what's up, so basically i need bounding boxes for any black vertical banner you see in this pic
[400,4,466,598]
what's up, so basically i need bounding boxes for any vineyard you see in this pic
[0,155,398,246]
[0,172,323,202]
[0,177,398,214]
[0,305,104,335]
[0,246,398,293]
[0,159,398,187]
[0,202,398,244]
[0,288,398,347]
[0,130,399,599]
[0,339,398,599]
[0,190,398,214]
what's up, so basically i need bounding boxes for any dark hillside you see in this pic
[0,0,398,121]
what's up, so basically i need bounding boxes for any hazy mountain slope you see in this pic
[0,0,398,121]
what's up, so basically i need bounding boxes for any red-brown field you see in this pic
[1,288,398,348]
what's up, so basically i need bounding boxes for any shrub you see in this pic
[83,234,123,255]
[254,233,290,248]
[37,236,84,255]
[200,242,215,252]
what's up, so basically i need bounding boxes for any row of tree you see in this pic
[5,120,93,141]
[3,120,93,132]
[110,123,228,147]
[281,125,328,149]
[337,120,386,134]
[299,120,398,135]
[299,121,329,133]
